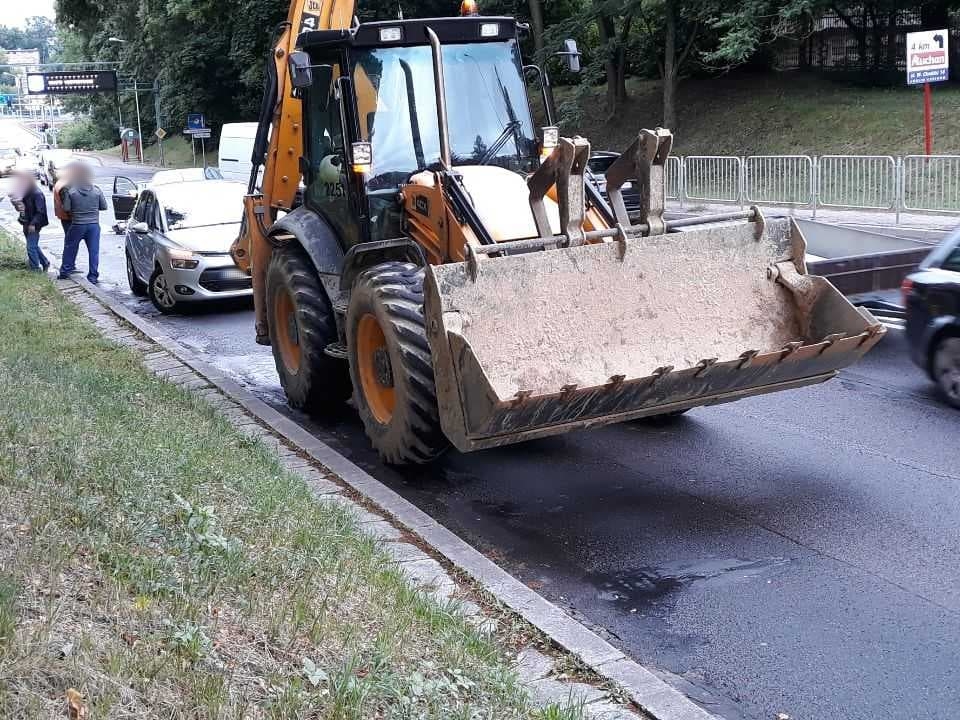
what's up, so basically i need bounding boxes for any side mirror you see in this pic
[288,51,314,89]
[561,39,581,73]
[130,221,149,234]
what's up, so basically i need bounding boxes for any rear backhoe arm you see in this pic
[230,0,356,342]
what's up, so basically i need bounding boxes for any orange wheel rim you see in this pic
[273,289,301,373]
[356,313,395,424]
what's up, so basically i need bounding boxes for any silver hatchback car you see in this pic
[123,180,251,313]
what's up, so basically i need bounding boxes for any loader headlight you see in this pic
[351,141,372,175]
[168,249,199,269]
[379,26,403,42]
[540,126,559,160]
[541,126,559,149]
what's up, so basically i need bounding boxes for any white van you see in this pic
[218,122,259,184]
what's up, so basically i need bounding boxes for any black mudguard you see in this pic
[269,207,345,301]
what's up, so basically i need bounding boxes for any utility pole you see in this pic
[153,78,164,167]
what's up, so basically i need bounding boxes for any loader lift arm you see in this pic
[231,0,357,342]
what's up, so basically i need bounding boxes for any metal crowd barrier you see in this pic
[901,155,960,214]
[745,155,814,206]
[816,155,898,212]
[682,156,743,205]
[658,153,960,220]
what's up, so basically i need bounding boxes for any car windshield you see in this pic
[351,39,538,188]
[159,183,245,231]
[588,155,618,174]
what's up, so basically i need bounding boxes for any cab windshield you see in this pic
[351,39,537,189]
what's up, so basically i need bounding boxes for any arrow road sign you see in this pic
[907,29,950,85]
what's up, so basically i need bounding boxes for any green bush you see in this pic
[57,117,112,151]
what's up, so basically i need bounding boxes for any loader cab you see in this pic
[298,18,540,245]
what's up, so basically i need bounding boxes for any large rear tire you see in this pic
[266,244,351,413]
[346,262,448,464]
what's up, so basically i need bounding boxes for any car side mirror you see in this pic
[288,51,314,89]
[130,221,149,234]
[560,39,581,73]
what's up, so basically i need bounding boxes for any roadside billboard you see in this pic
[2,48,41,66]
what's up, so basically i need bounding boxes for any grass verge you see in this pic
[101,136,196,169]
[0,228,582,720]
[559,71,960,157]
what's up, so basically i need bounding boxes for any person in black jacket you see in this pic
[8,170,50,272]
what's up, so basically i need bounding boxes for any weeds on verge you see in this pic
[0,228,586,719]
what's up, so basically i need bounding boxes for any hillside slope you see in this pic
[560,72,960,157]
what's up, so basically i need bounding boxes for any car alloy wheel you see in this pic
[149,268,179,314]
[933,336,960,408]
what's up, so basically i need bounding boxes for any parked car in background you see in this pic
[904,230,960,408]
[587,151,641,216]
[218,122,258,183]
[119,180,251,313]
[0,146,18,176]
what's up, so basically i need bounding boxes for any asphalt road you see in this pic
[3,122,960,720]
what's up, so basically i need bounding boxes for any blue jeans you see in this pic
[23,228,49,271]
[60,222,100,282]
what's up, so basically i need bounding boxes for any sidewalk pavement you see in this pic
[668,200,958,233]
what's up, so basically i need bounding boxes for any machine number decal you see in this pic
[414,195,430,216]
[298,2,322,35]
[323,182,345,198]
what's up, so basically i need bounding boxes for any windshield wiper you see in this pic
[479,120,521,165]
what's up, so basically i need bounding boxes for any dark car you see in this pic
[587,151,641,216]
[904,230,960,408]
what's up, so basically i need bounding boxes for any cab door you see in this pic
[303,56,363,248]
[112,175,139,221]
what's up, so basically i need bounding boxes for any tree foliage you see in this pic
[0,17,58,61]
[52,0,960,148]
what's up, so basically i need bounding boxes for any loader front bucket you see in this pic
[423,214,884,452]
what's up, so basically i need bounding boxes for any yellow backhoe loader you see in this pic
[231,0,885,464]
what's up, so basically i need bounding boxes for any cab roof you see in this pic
[298,16,520,51]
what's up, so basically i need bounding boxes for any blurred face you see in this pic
[74,164,93,185]
[10,170,33,197]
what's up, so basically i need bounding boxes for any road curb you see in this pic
[60,273,721,720]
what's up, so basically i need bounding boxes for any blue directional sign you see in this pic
[186,113,206,130]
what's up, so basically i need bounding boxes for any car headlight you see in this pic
[168,249,200,269]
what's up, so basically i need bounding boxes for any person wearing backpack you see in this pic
[7,170,50,272]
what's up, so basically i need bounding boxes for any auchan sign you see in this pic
[906,29,949,85]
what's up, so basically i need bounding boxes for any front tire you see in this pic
[149,267,181,314]
[266,244,351,412]
[346,262,448,464]
[932,334,960,409]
